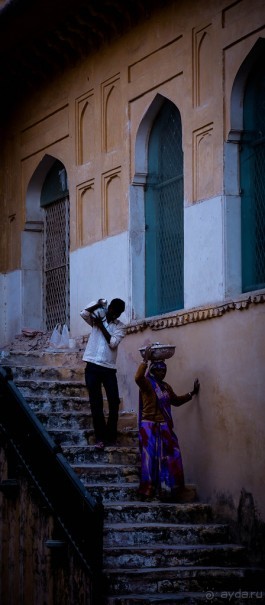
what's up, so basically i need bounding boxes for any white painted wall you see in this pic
[0,270,22,347]
[70,231,129,337]
[185,197,224,309]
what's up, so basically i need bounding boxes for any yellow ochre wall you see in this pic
[1,0,264,270]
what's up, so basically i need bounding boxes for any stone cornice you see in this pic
[126,293,265,334]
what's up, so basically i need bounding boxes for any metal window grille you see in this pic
[145,101,184,316]
[44,196,70,330]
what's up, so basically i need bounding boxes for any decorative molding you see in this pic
[126,294,265,334]
[128,35,182,83]
[192,24,212,107]
[20,104,69,160]
[101,74,121,153]
[77,179,96,246]
[102,167,122,237]
[76,90,95,165]
[193,123,214,201]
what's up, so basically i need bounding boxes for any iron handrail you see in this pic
[0,365,104,603]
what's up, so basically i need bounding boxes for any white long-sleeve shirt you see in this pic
[80,309,126,369]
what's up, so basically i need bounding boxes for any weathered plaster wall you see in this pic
[0,271,22,346]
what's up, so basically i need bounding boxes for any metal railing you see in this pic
[0,365,104,604]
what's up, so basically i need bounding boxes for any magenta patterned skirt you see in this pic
[138,420,184,498]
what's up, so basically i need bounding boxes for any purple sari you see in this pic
[138,374,184,498]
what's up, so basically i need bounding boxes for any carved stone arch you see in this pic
[22,154,65,331]
[130,93,180,319]
[224,38,265,298]
[229,38,265,140]
[134,94,166,178]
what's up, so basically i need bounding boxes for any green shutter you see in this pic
[145,101,184,317]
[241,59,265,292]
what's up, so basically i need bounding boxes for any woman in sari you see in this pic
[135,346,200,501]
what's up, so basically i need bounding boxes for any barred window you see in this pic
[240,58,265,292]
[145,100,184,317]
[41,161,70,330]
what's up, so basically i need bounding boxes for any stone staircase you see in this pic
[1,346,264,605]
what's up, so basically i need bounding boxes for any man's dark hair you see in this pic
[110,298,125,314]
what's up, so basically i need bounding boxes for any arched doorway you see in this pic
[240,54,265,292]
[225,38,265,297]
[23,155,69,332]
[145,100,184,316]
[130,94,184,319]
[41,160,70,330]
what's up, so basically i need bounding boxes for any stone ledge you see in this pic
[126,293,265,334]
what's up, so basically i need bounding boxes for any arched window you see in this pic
[240,58,265,292]
[41,160,70,330]
[145,100,184,316]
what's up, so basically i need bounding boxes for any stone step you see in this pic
[103,543,246,569]
[72,462,140,484]
[103,522,230,547]
[0,349,84,367]
[12,365,84,382]
[62,445,140,465]
[15,378,88,398]
[48,428,138,448]
[106,591,265,605]
[104,522,230,544]
[86,484,198,505]
[103,502,213,526]
[32,410,137,432]
[104,566,264,596]
[28,395,89,413]
[26,394,130,415]
[87,482,146,503]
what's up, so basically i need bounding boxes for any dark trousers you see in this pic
[85,362,120,443]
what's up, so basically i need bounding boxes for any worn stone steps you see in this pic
[84,481,197,502]
[84,482,145,502]
[103,521,230,546]
[15,378,89,398]
[104,566,264,596]
[27,394,89,413]
[62,444,140,465]
[10,364,84,382]
[33,410,137,432]
[104,521,231,548]
[107,591,265,605]
[103,543,246,569]
[72,462,140,484]
[48,427,138,448]
[85,483,198,504]
[26,394,130,415]
[103,502,213,525]
[0,349,84,367]
[2,348,264,605]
